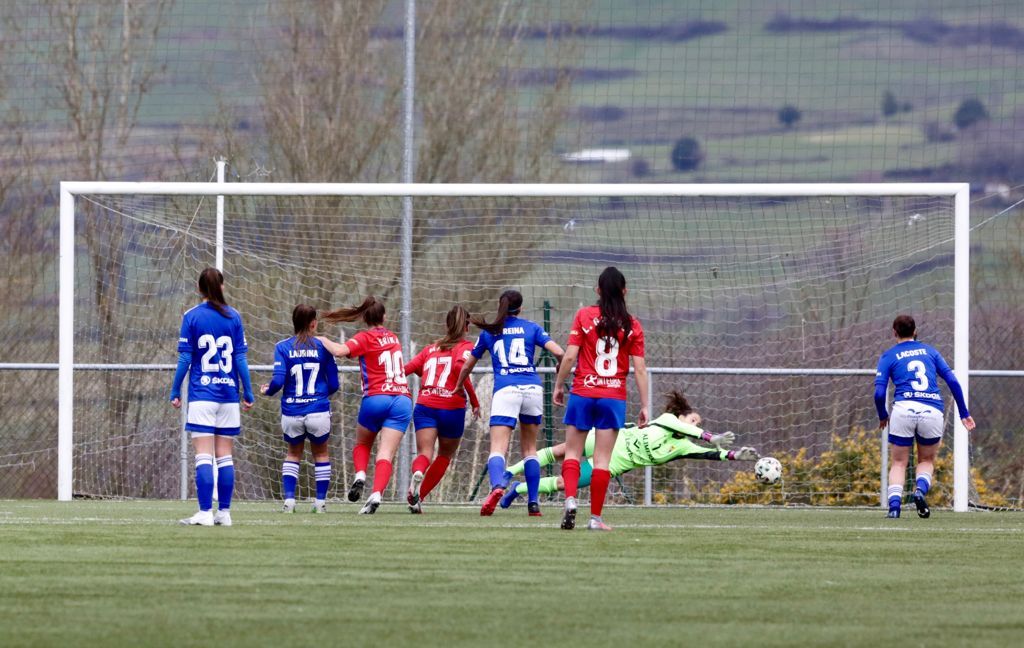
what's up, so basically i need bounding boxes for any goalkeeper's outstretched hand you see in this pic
[732,447,759,461]
[709,431,735,449]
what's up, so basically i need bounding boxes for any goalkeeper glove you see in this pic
[730,447,759,461]
[708,431,735,449]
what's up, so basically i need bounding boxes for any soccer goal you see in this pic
[54,181,972,510]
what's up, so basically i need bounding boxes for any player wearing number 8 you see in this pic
[261,305,340,514]
[171,268,255,527]
[318,296,412,514]
[553,267,648,531]
[455,290,565,517]
[874,314,975,519]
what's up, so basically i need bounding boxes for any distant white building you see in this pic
[560,148,631,163]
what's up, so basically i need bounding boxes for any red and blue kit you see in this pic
[344,327,412,397]
[406,340,479,439]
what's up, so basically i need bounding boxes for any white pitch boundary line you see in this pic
[1,517,1021,534]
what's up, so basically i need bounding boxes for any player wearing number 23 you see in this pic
[318,296,412,515]
[171,268,254,527]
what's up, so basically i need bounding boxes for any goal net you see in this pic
[54,182,975,508]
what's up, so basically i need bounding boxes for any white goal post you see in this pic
[58,181,972,510]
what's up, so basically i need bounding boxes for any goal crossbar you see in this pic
[58,182,971,509]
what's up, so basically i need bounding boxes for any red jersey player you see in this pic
[402,305,481,513]
[318,296,412,514]
[553,267,648,531]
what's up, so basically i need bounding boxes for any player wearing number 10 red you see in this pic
[318,296,412,514]
[553,267,648,531]
[402,305,481,513]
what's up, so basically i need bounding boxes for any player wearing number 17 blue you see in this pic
[874,314,976,519]
[454,290,564,517]
[260,305,339,514]
[171,268,255,527]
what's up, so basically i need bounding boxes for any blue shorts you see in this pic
[413,404,467,439]
[358,395,413,434]
[563,394,626,431]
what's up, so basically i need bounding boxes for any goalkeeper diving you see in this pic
[499,390,759,509]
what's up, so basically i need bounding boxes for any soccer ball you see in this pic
[754,457,782,485]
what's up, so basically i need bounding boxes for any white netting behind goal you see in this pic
[66,189,961,505]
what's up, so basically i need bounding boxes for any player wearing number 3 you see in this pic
[171,268,255,527]
[318,297,412,514]
[261,305,339,514]
[554,267,648,531]
[455,290,564,517]
[874,314,975,519]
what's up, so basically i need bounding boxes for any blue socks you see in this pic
[195,453,214,512]
[487,454,507,490]
[887,484,903,511]
[915,472,932,497]
[282,460,300,501]
[523,456,541,503]
[216,456,234,510]
[315,462,331,501]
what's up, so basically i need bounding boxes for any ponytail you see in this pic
[198,267,229,317]
[292,304,317,348]
[322,296,385,327]
[436,304,470,350]
[596,266,631,344]
[664,390,694,418]
[471,289,522,336]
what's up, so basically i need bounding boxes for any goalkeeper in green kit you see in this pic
[499,390,759,509]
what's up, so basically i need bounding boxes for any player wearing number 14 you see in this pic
[318,297,412,514]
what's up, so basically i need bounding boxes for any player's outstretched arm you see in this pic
[316,335,351,359]
[934,355,974,429]
[453,355,478,394]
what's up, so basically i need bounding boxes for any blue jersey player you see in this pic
[261,305,339,514]
[454,290,564,516]
[170,268,255,527]
[874,314,975,519]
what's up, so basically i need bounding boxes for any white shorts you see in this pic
[187,401,241,437]
[888,401,943,447]
[281,411,332,444]
[489,384,543,428]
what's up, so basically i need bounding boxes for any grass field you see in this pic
[1,502,1022,647]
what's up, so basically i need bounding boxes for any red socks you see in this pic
[352,442,372,473]
[590,468,611,517]
[411,454,430,475]
[418,456,451,500]
[562,459,581,499]
[372,459,393,494]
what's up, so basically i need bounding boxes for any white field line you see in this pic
[0,516,1021,534]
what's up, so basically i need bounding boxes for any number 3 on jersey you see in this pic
[907,359,929,391]
[595,338,619,377]
[493,338,527,368]
[378,350,409,384]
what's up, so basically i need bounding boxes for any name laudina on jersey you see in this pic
[287,348,320,359]
[895,348,928,361]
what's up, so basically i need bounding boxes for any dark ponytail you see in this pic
[292,304,317,348]
[472,290,522,336]
[664,390,694,418]
[322,296,385,327]
[437,304,470,350]
[198,267,229,317]
[596,266,631,344]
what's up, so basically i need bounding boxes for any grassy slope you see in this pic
[1,501,1022,647]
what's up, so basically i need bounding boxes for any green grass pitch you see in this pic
[1,502,1022,647]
